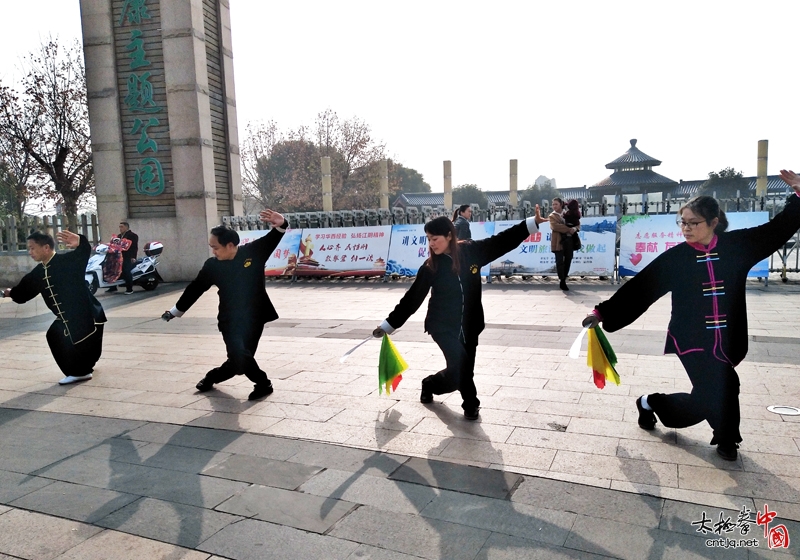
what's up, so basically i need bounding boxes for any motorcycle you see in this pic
[85,240,164,295]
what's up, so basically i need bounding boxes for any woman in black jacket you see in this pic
[452,204,473,240]
[583,169,800,461]
[374,214,542,420]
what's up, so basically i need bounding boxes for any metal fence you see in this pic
[0,214,101,254]
[223,193,800,282]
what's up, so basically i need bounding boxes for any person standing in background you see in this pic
[452,204,472,240]
[107,221,138,294]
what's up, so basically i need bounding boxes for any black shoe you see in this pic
[196,377,214,392]
[249,383,274,401]
[463,407,480,420]
[636,396,656,430]
[420,385,433,404]
[716,443,738,461]
[559,280,569,291]
[105,287,118,293]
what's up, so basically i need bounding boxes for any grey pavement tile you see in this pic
[421,489,575,547]
[678,465,800,503]
[198,518,359,560]
[42,454,249,508]
[113,442,232,474]
[0,469,54,504]
[343,544,426,560]
[299,468,437,515]
[475,532,609,560]
[124,423,245,451]
[202,454,322,489]
[0,508,102,560]
[286,441,408,477]
[506,426,620,456]
[389,457,522,500]
[511,476,664,528]
[96,497,241,550]
[53,528,210,560]
[10,480,139,524]
[564,514,748,560]
[219,432,310,460]
[330,505,491,560]
[216,484,356,533]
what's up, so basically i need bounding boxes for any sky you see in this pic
[2,0,799,196]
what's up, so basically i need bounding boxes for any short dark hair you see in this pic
[27,231,55,249]
[210,225,239,247]
[120,221,130,227]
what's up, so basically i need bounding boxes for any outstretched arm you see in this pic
[472,218,539,267]
[375,267,433,336]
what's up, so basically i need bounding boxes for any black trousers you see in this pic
[120,258,134,291]
[46,322,104,377]
[205,323,270,387]
[648,351,742,446]
[554,250,572,281]
[423,332,479,410]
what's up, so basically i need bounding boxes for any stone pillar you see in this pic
[321,156,333,211]
[80,0,243,280]
[756,140,768,197]
[379,159,389,209]
[509,159,518,208]
[443,160,452,210]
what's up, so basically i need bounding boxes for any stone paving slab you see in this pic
[215,483,356,534]
[1,281,799,557]
[390,457,521,500]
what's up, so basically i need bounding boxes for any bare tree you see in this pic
[0,132,35,218]
[0,38,93,228]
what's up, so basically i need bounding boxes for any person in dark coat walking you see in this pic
[452,204,472,240]
[107,221,138,294]
[583,169,800,461]
[2,230,106,385]
[162,209,287,401]
[374,212,545,420]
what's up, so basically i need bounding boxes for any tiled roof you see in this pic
[605,139,662,170]
[592,170,677,188]
[672,175,790,197]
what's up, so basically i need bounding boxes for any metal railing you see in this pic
[223,193,800,281]
[0,214,101,254]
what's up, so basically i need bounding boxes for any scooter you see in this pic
[85,240,164,295]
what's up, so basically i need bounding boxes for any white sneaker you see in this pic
[58,374,93,385]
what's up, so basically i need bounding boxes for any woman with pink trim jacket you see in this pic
[583,169,800,461]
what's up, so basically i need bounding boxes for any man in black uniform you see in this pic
[162,209,287,400]
[2,230,106,385]
[107,221,138,294]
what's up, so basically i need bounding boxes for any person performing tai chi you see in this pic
[2,231,106,385]
[373,210,547,420]
[162,209,288,401]
[583,169,800,461]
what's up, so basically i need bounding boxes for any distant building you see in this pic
[393,141,791,210]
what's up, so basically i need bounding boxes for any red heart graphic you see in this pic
[629,253,642,266]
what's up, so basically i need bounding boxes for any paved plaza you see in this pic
[0,277,799,559]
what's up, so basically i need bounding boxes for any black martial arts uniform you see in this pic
[172,223,287,391]
[596,194,800,446]
[381,219,539,412]
[120,229,138,291]
[9,235,106,377]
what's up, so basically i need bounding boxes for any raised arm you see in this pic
[248,209,288,261]
[471,218,539,267]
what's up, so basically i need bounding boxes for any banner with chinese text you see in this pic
[489,218,617,276]
[295,226,392,276]
[619,213,769,277]
[386,222,495,277]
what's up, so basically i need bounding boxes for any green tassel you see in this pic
[593,326,617,366]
